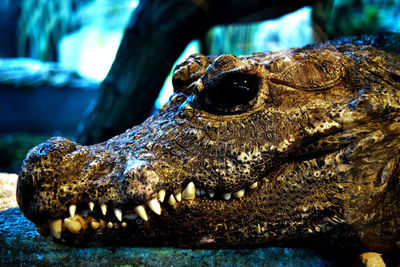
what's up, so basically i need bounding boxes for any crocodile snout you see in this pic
[17,137,81,223]
[17,135,169,242]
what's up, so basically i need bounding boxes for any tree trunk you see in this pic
[77,0,319,145]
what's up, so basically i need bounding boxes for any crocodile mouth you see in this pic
[43,178,263,246]
[38,139,343,247]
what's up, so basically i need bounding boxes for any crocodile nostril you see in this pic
[34,137,78,157]
[21,137,79,170]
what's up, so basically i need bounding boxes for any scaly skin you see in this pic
[17,34,400,251]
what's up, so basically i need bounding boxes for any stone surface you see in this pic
[0,208,335,266]
[0,173,18,211]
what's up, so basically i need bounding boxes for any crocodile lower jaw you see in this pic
[47,180,260,240]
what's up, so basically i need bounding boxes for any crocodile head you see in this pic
[17,37,400,251]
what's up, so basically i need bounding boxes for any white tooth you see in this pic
[69,204,76,217]
[49,219,62,239]
[148,198,162,215]
[88,202,94,211]
[90,221,99,229]
[167,194,176,206]
[195,189,201,197]
[114,208,122,221]
[233,189,245,198]
[100,203,107,216]
[182,182,196,200]
[208,191,215,198]
[223,193,232,200]
[249,182,258,189]
[158,189,166,203]
[64,218,81,234]
[135,205,148,221]
[175,193,182,202]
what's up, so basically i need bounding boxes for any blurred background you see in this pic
[1,0,400,173]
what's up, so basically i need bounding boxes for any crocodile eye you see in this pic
[193,73,261,115]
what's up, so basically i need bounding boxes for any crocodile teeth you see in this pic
[158,189,166,203]
[64,218,81,234]
[233,189,245,198]
[167,194,176,206]
[223,193,232,200]
[90,221,99,229]
[175,193,182,202]
[88,202,94,211]
[69,204,76,217]
[135,205,148,221]
[195,189,201,197]
[107,222,113,229]
[121,222,127,228]
[100,203,107,216]
[148,198,161,215]
[208,191,215,198]
[49,219,62,239]
[114,208,122,221]
[182,182,196,200]
[249,182,258,189]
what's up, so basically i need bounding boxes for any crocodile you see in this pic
[17,34,400,253]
